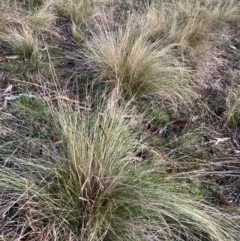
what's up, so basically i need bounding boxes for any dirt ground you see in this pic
[195,23,240,210]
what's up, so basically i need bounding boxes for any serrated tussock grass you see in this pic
[3,25,39,61]
[0,0,240,240]
[1,98,240,240]
[83,14,195,103]
[26,2,57,31]
[142,0,240,60]
[54,0,99,25]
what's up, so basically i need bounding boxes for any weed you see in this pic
[1,99,240,240]
[54,0,99,25]
[83,14,194,102]
[27,3,56,31]
[5,26,40,63]
[142,0,240,63]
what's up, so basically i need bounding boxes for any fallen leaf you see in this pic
[50,135,61,143]
[0,56,4,62]
[218,194,229,205]
[4,84,13,93]
[173,120,188,126]
[171,168,178,174]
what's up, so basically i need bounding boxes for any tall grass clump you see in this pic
[142,0,240,59]
[143,1,210,49]
[83,14,194,102]
[54,0,100,25]
[54,0,101,27]
[27,2,57,31]
[3,24,40,65]
[53,0,102,42]
[1,97,240,240]
[0,1,21,37]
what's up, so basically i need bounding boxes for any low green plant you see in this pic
[12,95,52,125]
[137,97,170,126]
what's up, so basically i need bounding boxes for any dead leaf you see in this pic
[171,168,178,174]
[4,84,13,93]
[50,135,61,143]
[0,56,4,62]
[218,194,229,205]
[173,120,188,126]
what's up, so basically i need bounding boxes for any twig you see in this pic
[99,122,107,139]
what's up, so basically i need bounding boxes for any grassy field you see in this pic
[0,0,240,240]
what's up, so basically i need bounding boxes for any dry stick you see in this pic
[99,122,107,139]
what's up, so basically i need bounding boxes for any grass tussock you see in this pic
[142,0,240,58]
[27,3,57,31]
[0,99,240,240]
[7,27,39,59]
[54,0,100,25]
[83,15,194,102]
[0,2,22,37]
